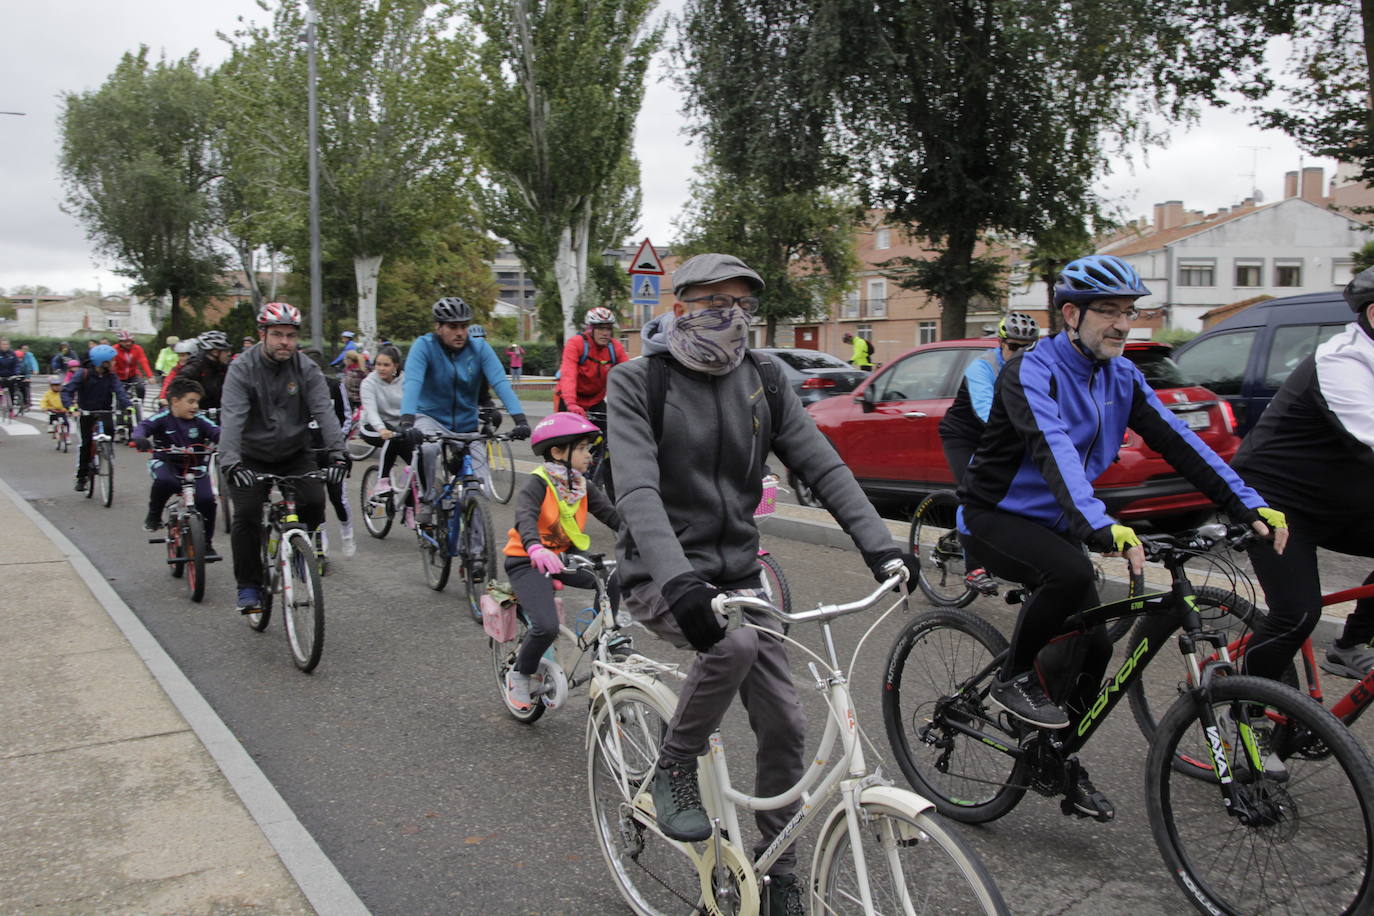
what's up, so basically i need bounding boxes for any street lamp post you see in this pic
[306,3,323,349]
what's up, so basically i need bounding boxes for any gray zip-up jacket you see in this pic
[607,314,894,593]
[219,344,344,467]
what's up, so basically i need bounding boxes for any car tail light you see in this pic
[1122,428,1141,448]
[801,377,836,389]
[1218,400,1237,433]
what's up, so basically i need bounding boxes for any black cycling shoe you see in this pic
[204,544,222,562]
[763,873,806,916]
[74,476,88,492]
[988,670,1069,729]
[1063,767,1114,822]
[143,513,161,532]
[650,758,711,842]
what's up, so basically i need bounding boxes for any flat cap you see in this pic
[671,253,764,297]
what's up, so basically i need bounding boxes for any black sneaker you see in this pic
[204,544,222,562]
[143,513,161,532]
[763,873,805,916]
[74,476,88,492]
[650,758,711,842]
[988,671,1070,729]
[1064,767,1114,821]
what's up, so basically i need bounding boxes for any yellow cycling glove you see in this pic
[1257,507,1287,530]
[1110,524,1142,552]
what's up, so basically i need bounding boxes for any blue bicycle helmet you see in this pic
[89,344,117,366]
[1053,255,1150,307]
[468,324,486,338]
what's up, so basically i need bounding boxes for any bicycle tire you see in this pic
[490,615,545,724]
[485,438,516,504]
[359,465,393,539]
[282,529,324,672]
[882,607,1029,823]
[219,466,233,534]
[246,529,273,632]
[98,442,114,507]
[461,494,496,623]
[813,801,1009,915]
[167,503,185,579]
[909,490,978,608]
[758,551,792,616]
[788,470,823,508]
[420,505,451,591]
[1146,675,1374,915]
[587,686,697,916]
[346,431,376,461]
[184,514,207,603]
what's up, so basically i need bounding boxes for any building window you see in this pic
[918,321,937,344]
[1234,261,1262,288]
[1178,263,1215,287]
[875,228,892,250]
[105,317,121,329]
[857,323,872,344]
[866,278,886,317]
[1275,262,1303,287]
[842,286,860,319]
[1333,259,1356,285]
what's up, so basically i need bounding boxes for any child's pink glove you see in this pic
[528,544,564,577]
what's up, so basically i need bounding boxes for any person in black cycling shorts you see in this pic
[1231,265,1374,681]
[957,254,1286,820]
[938,311,1039,593]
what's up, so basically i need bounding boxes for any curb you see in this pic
[0,473,369,916]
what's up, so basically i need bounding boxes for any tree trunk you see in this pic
[939,229,978,340]
[1042,271,1063,333]
[354,253,383,348]
[169,288,183,336]
[553,204,592,337]
[268,249,279,301]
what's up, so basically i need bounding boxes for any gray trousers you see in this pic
[625,581,806,874]
[414,414,488,502]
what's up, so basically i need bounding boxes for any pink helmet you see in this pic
[531,411,602,458]
[257,301,302,327]
[66,359,80,369]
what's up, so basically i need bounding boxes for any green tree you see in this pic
[468,0,661,338]
[59,48,227,335]
[377,216,501,342]
[220,0,478,346]
[674,0,858,345]
[1352,239,1374,274]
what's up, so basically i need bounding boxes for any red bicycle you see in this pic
[1130,557,1374,779]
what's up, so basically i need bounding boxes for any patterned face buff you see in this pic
[665,306,750,375]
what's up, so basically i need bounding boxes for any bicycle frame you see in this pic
[415,435,486,555]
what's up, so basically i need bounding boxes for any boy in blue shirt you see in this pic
[132,377,221,557]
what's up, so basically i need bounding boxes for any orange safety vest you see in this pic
[503,468,590,557]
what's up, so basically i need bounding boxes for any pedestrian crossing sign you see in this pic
[632,274,661,304]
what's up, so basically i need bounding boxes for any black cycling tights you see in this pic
[962,506,1111,718]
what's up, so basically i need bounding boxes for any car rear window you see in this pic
[1263,323,1347,388]
[770,351,851,371]
[1123,349,1193,390]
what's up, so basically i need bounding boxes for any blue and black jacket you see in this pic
[958,332,1266,550]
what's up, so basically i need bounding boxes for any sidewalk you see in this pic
[0,480,348,914]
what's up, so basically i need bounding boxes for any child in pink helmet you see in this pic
[499,411,622,710]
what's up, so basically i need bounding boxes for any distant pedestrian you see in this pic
[506,343,525,382]
[50,342,73,374]
[843,332,874,371]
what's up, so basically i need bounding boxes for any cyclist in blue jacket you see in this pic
[398,298,531,526]
[957,254,1286,820]
[61,344,133,492]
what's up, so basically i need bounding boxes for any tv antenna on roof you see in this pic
[1240,145,1269,201]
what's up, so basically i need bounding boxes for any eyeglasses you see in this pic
[1083,304,1140,322]
[681,294,761,314]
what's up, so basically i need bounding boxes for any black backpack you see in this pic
[643,350,785,443]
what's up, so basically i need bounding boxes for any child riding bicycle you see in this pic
[501,412,622,710]
[40,375,67,435]
[131,377,222,558]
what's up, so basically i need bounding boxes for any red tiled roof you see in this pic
[1101,206,1264,257]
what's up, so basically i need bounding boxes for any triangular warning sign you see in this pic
[628,238,665,274]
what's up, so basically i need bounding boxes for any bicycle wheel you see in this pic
[346,429,376,461]
[587,687,699,915]
[788,470,823,508]
[98,442,114,507]
[59,422,70,452]
[909,491,977,608]
[882,608,1029,823]
[359,465,393,539]
[490,615,544,724]
[419,505,451,591]
[184,514,207,603]
[1147,675,1374,915]
[246,529,273,632]
[461,494,496,623]
[813,801,1009,915]
[1127,588,1300,782]
[758,552,792,616]
[485,438,516,504]
[219,466,233,534]
[166,504,185,579]
[282,530,324,672]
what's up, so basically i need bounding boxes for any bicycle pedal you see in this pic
[147,537,166,544]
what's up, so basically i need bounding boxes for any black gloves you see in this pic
[864,547,917,593]
[662,572,727,652]
[398,414,424,446]
[228,464,257,489]
[323,457,349,487]
[509,413,531,440]
[132,436,153,452]
[479,407,503,431]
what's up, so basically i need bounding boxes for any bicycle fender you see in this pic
[584,672,680,752]
[808,785,936,902]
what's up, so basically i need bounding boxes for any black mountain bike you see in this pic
[882,523,1374,915]
[416,430,506,622]
[146,446,221,602]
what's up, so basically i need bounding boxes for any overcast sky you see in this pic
[0,0,1336,295]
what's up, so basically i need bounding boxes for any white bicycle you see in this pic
[585,572,1009,915]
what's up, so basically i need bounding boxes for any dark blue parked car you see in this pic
[1173,291,1355,435]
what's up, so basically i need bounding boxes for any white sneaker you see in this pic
[505,670,533,710]
[340,530,356,557]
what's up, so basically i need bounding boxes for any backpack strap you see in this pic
[644,351,783,444]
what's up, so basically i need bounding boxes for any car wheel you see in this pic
[789,472,824,508]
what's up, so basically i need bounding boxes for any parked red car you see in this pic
[797,338,1241,527]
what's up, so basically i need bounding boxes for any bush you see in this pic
[486,339,560,375]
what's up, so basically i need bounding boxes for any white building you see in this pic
[7,294,165,338]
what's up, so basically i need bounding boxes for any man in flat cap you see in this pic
[605,252,910,915]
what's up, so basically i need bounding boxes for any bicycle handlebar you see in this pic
[562,553,617,577]
[424,430,516,444]
[712,571,906,628]
[152,446,217,457]
[1138,522,1255,563]
[251,470,328,484]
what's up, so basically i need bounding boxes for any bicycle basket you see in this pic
[481,585,519,642]
[754,475,779,518]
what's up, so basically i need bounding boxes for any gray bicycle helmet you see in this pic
[468,324,486,338]
[998,312,1039,342]
[432,297,472,323]
[196,330,229,351]
[1344,265,1374,312]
